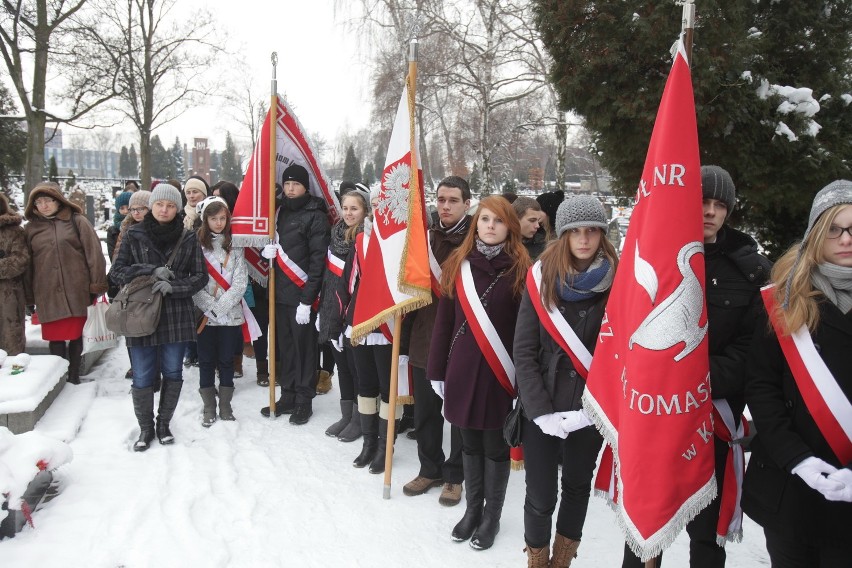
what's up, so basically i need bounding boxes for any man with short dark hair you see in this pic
[125,180,140,192]
[402,175,472,506]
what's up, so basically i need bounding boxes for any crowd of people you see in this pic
[0,164,850,568]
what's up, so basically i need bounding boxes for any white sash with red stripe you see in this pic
[326,249,345,278]
[712,399,747,546]
[761,285,852,464]
[526,261,593,379]
[203,252,262,342]
[456,260,515,398]
[428,239,442,296]
[274,246,308,289]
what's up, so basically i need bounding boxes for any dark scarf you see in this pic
[318,220,360,343]
[143,211,184,252]
[330,219,357,257]
[436,214,471,236]
[113,210,126,229]
[284,193,311,211]
[558,257,614,302]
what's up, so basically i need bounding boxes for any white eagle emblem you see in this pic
[377,162,411,226]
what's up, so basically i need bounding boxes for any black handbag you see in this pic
[503,398,524,448]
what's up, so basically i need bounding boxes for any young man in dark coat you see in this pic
[401,176,472,506]
[260,164,331,425]
[623,165,772,568]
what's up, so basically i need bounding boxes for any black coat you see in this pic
[273,196,330,307]
[705,226,772,422]
[743,301,852,544]
[513,288,606,420]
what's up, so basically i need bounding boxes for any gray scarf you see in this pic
[475,237,504,260]
[812,263,852,314]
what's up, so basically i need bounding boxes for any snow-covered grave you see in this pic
[0,352,67,434]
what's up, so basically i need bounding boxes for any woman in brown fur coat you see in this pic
[0,193,28,355]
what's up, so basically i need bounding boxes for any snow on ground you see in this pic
[1,341,771,567]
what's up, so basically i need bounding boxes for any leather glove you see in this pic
[431,380,445,400]
[261,243,279,260]
[295,303,311,325]
[824,467,852,502]
[558,410,593,436]
[534,413,568,439]
[151,280,173,295]
[152,266,174,281]
[792,457,844,497]
[330,333,344,352]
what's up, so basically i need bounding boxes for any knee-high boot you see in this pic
[470,458,511,550]
[353,396,379,468]
[369,417,397,474]
[156,380,183,444]
[131,387,155,452]
[67,338,83,384]
[452,453,485,542]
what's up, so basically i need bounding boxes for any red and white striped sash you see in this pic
[526,261,593,379]
[455,260,516,398]
[275,247,309,289]
[428,239,442,296]
[326,249,345,278]
[712,399,748,546]
[203,253,262,342]
[761,285,852,464]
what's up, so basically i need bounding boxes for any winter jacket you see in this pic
[513,288,607,420]
[742,300,852,544]
[0,210,29,354]
[24,186,108,324]
[317,220,357,343]
[192,234,248,327]
[106,224,120,262]
[522,229,548,261]
[427,249,521,430]
[273,195,330,307]
[109,222,208,346]
[705,226,772,422]
[404,216,472,368]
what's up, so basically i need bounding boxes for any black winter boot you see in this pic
[261,395,294,417]
[256,360,269,386]
[289,403,313,425]
[156,380,183,445]
[131,387,155,452]
[67,338,83,384]
[452,453,485,542]
[469,458,511,550]
[353,412,379,468]
[337,402,362,442]
[326,399,353,437]
[370,417,397,474]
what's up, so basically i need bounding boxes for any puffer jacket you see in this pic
[192,234,248,327]
[0,209,28,354]
[273,195,330,307]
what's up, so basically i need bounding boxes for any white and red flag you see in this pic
[583,40,716,560]
[231,96,340,283]
[351,74,431,341]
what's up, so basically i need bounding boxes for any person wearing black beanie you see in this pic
[535,190,565,235]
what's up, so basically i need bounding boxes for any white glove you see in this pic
[558,410,593,436]
[534,413,568,438]
[331,334,344,352]
[431,380,445,400]
[261,243,279,260]
[295,303,311,325]
[824,467,852,502]
[315,312,321,332]
[792,457,844,498]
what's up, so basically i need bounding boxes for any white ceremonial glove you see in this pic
[315,312,321,332]
[824,467,852,502]
[534,413,568,439]
[792,457,844,498]
[261,243,279,260]
[558,410,593,436]
[330,333,344,352]
[295,303,311,325]
[431,380,445,400]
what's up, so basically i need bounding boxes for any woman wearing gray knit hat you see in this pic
[743,179,852,566]
[513,193,618,566]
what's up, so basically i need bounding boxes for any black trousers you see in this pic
[275,304,318,405]
[250,280,273,363]
[332,342,359,401]
[352,343,392,402]
[317,342,335,373]
[764,527,852,568]
[459,427,509,462]
[522,416,603,548]
[412,366,463,483]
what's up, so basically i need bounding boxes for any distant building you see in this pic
[44,146,120,178]
[188,138,210,183]
[44,128,63,149]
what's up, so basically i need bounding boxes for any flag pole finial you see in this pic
[408,39,418,63]
[271,52,278,96]
[677,0,695,65]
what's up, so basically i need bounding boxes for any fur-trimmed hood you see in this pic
[0,211,23,228]
[24,182,82,221]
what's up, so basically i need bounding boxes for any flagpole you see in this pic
[268,52,279,417]
[382,38,419,500]
[680,0,695,65]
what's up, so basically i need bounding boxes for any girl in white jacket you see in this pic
[192,197,248,426]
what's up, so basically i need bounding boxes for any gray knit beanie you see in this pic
[803,179,852,243]
[149,183,182,208]
[555,195,608,237]
[129,190,151,210]
[700,165,736,214]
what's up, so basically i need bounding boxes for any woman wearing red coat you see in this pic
[428,195,531,551]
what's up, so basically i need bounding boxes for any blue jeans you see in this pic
[131,342,186,389]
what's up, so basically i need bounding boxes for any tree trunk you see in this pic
[24,1,51,197]
[416,107,433,192]
[555,110,567,193]
[140,130,151,190]
[24,113,47,196]
[479,102,492,196]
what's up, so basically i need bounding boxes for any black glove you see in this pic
[26,305,35,316]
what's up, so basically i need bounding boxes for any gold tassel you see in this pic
[396,395,415,405]
[511,459,525,471]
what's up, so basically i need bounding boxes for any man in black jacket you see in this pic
[623,166,772,568]
[260,164,330,425]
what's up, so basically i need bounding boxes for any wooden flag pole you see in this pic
[382,38,419,500]
[268,53,279,417]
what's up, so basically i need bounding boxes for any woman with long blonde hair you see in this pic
[428,195,531,550]
[743,180,852,566]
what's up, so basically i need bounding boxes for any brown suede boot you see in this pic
[550,534,580,568]
[316,369,332,394]
[524,544,551,568]
[233,354,243,378]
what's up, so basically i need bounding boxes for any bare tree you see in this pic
[0,0,118,194]
[219,56,268,149]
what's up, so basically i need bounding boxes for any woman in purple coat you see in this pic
[428,195,531,551]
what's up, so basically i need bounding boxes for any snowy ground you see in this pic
[2,341,771,567]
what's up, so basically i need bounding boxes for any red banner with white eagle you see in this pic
[351,75,431,342]
[582,41,715,561]
[231,96,340,284]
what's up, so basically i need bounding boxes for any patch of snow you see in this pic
[34,382,97,443]
[0,355,67,414]
[806,120,822,137]
[0,428,72,513]
[746,28,762,39]
[740,70,753,83]
[841,94,852,105]
[775,122,798,142]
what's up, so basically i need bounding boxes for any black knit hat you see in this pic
[536,190,565,233]
[282,164,310,191]
[700,165,736,214]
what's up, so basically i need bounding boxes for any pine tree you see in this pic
[534,0,852,257]
[48,156,58,182]
[119,146,131,177]
[373,147,386,178]
[469,162,482,195]
[170,137,184,179]
[220,132,242,182]
[0,82,25,189]
[342,145,362,183]
[362,161,376,186]
[65,169,76,191]
[129,144,139,178]
[149,135,170,179]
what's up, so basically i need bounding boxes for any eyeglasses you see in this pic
[130,207,149,214]
[34,197,56,205]
[827,225,852,239]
